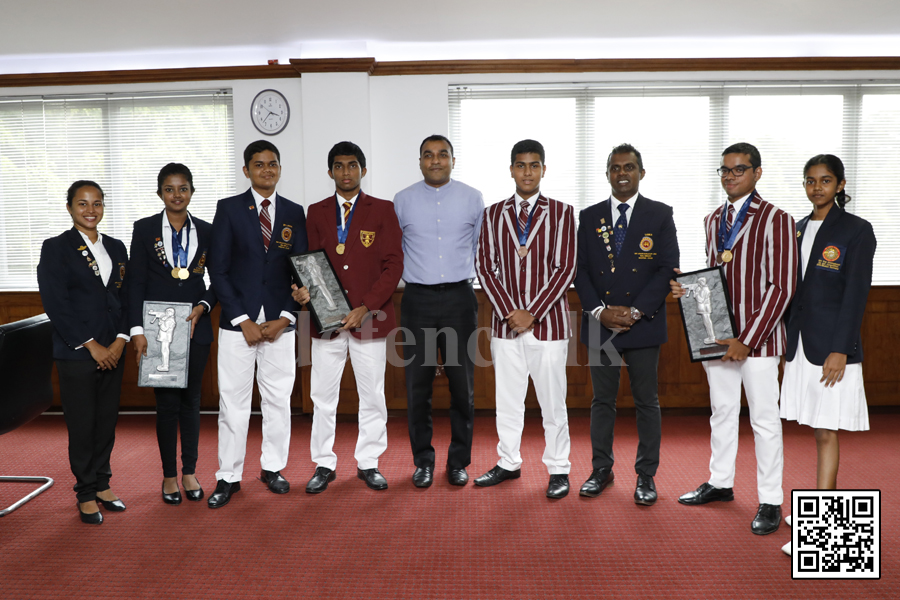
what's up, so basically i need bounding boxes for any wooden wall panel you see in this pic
[3,287,898,412]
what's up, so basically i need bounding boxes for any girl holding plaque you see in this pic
[128,164,217,505]
[779,154,877,555]
[37,181,130,525]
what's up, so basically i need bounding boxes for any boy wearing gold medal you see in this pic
[672,142,798,536]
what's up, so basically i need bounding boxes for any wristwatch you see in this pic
[630,306,642,321]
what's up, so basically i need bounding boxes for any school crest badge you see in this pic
[639,236,654,251]
[822,246,840,262]
[282,227,292,242]
[360,230,375,248]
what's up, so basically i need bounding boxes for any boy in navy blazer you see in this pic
[573,144,679,505]
[206,140,308,508]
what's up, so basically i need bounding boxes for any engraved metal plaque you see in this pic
[138,301,192,388]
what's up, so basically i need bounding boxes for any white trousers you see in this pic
[491,332,571,475]
[703,357,783,505]
[216,328,295,483]
[310,331,388,470]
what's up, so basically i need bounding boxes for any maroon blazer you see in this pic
[703,191,798,358]
[476,194,577,341]
[306,191,404,339]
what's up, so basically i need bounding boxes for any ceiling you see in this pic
[2,0,900,74]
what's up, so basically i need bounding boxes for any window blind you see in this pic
[0,90,235,290]
[449,82,900,284]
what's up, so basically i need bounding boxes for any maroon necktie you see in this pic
[518,200,529,236]
[260,198,272,250]
[725,204,735,234]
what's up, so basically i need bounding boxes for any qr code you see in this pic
[791,490,880,579]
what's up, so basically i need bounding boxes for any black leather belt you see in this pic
[406,279,473,291]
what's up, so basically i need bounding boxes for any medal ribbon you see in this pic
[717,191,753,254]
[171,218,190,268]
[515,198,539,246]
[335,195,358,246]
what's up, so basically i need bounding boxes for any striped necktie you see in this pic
[343,201,352,227]
[518,200,529,238]
[725,203,736,234]
[260,198,272,250]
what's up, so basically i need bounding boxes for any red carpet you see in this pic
[1,412,897,599]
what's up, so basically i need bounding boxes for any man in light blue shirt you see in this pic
[393,134,485,488]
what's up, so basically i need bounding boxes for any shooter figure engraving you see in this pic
[302,256,336,310]
[681,277,716,344]
[149,307,177,371]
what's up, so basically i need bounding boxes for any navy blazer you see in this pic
[574,195,680,350]
[37,228,129,361]
[785,205,876,365]
[209,189,307,332]
[127,211,218,345]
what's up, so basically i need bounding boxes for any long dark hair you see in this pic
[804,154,852,209]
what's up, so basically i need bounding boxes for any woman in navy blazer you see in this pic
[128,163,217,505]
[780,155,877,553]
[37,181,130,525]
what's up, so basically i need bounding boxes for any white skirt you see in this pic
[780,337,869,431]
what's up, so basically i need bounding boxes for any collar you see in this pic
[336,192,360,207]
[609,192,638,210]
[726,191,753,213]
[77,229,103,246]
[250,187,276,206]
[162,211,193,232]
[422,179,454,193]
[514,192,541,208]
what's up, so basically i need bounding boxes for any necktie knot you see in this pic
[343,201,352,211]
[261,198,271,209]
[520,200,529,211]
[618,203,629,216]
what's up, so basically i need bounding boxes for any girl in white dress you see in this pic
[779,154,877,555]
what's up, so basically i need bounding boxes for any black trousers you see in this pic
[401,282,477,469]
[56,358,125,503]
[154,342,210,478]
[587,345,661,477]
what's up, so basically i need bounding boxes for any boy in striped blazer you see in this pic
[475,139,577,499]
[673,142,797,535]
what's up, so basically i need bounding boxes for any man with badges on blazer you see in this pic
[672,142,797,535]
[573,144,679,505]
[475,139,577,499]
[292,141,403,493]
[207,140,308,508]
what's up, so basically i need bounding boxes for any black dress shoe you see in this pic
[579,468,614,498]
[474,465,521,487]
[162,482,182,505]
[306,467,336,494]
[412,466,434,488]
[357,468,388,490]
[634,474,657,505]
[207,480,240,508]
[77,502,103,525]
[678,482,734,505]
[97,497,126,512]
[259,470,290,494]
[751,503,782,535]
[546,474,570,499]
[448,468,469,486]
[183,483,204,502]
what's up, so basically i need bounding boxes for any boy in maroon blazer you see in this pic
[293,141,403,493]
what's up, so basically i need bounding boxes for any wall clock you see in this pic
[251,89,290,136]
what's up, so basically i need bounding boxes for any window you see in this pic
[0,90,234,290]
[449,82,900,284]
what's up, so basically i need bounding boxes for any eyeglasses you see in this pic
[717,165,754,177]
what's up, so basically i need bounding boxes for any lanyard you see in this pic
[717,192,752,253]
[170,218,190,268]
[515,199,540,246]
[335,196,359,245]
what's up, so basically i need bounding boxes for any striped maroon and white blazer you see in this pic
[704,191,798,358]
[476,194,577,341]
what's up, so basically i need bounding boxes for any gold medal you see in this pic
[517,246,528,258]
[178,268,190,280]
[336,243,345,255]
[171,267,181,279]
[721,250,733,263]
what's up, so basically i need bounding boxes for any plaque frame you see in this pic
[138,300,193,388]
[675,266,738,362]
[289,250,353,335]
